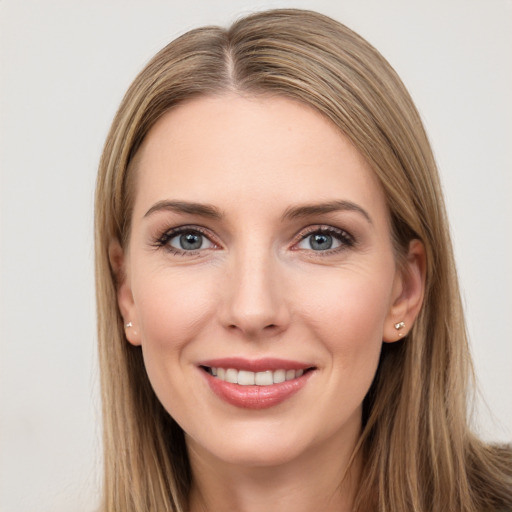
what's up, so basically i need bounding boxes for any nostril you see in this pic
[226,322,282,337]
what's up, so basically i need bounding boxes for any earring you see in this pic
[394,321,405,337]
[125,322,133,328]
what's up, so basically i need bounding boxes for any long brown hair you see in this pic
[95,9,512,511]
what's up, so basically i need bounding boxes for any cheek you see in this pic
[296,266,394,372]
[132,267,217,362]
[130,267,220,416]
[300,264,393,333]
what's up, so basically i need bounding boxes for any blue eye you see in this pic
[296,228,353,252]
[298,233,341,251]
[310,233,335,250]
[167,230,214,251]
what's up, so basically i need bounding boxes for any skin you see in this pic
[111,94,425,512]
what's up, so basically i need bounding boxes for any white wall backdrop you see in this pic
[1,1,510,511]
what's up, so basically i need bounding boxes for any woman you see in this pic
[95,8,512,512]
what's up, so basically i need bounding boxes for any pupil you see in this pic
[310,233,332,250]
[180,233,202,250]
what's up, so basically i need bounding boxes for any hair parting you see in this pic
[95,9,512,511]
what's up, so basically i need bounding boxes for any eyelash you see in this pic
[152,224,355,256]
[293,225,355,255]
[153,225,218,256]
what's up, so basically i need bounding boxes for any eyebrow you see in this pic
[143,199,372,224]
[144,200,223,219]
[282,200,372,224]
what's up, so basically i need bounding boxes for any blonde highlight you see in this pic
[95,9,512,511]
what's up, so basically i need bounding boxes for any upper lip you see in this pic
[198,357,315,372]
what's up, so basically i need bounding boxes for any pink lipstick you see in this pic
[198,358,315,409]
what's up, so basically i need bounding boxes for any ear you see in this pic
[383,239,426,343]
[108,239,142,346]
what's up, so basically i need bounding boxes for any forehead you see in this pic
[130,94,387,221]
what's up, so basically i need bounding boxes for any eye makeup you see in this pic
[292,225,356,255]
[149,221,358,259]
[151,225,220,256]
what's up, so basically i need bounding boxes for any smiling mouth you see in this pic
[200,366,315,386]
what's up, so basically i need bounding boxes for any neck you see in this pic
[187,427,362,512]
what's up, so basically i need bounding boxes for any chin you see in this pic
[185,413,357,470]
[185,419,309,464]
[201,440,309,469]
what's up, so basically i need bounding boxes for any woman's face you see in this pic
[115,94,420,469]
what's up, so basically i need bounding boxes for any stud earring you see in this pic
[394,321,406,338]
[125,322,133,328]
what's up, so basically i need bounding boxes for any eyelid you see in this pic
[291,224,355,252]
[153,224,222,254]
[152,223,355,256]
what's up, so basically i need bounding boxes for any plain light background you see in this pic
[1,1,511,511]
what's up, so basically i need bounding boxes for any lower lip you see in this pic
[202,370,313,409]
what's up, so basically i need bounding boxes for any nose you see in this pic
[219,247,290,339]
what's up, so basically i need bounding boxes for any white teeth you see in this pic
[225,368,238,384]
[255,371,273,386]
[285,369,296,381]
[207,367,307,386]
[273,369,286,383]
[237,370,255,385]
